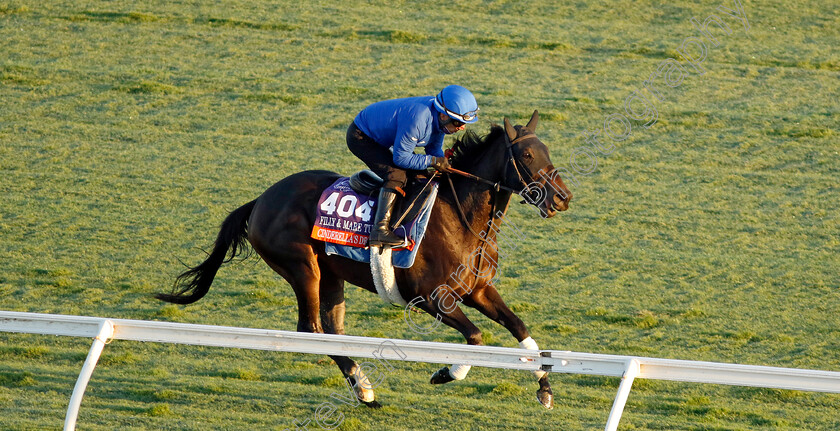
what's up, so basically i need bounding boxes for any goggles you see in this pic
[439,97,479,124]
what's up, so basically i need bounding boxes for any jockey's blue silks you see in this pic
[354,97,446,171]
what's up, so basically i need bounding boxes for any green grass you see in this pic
[1,0,839,429]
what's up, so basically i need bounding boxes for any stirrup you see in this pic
[369,230,404,248]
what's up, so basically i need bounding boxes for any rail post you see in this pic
[605,358,640,431]
[64,319,114,431]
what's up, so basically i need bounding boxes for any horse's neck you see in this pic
[445,142,513,237]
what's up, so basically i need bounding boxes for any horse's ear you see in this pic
[525,110,539,132]
[504,117,517,142]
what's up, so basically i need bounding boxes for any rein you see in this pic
[445,131,536,194]
[445,174,494,244]
[390,171,439,228]
[446,167,517,193]
[443,130,535,243]
[440,128,540,285]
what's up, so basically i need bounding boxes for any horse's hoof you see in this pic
[362,399,382,409]
[537,387,554,410]
[430,367,456,384]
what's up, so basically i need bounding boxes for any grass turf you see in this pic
[1,0,839,429]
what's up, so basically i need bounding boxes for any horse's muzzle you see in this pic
[544,191,571,217]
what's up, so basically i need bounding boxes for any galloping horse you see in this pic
[157,111,572,409]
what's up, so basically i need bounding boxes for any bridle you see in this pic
[443,128,542,244]
[446,129,538,195]
[435,128,546,281]
[502,130,541,194]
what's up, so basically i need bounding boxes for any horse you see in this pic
[156,111,572,409]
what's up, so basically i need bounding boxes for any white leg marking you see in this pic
[448,364,472,380]
[350,365,375,402]
[520,337,548,379]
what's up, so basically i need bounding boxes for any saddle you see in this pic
[348,169,436,230]
[348,170,384,195]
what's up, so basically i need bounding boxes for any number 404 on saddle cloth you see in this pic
[310,177,438,268]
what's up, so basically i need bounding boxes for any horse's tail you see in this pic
[155,200,257,305]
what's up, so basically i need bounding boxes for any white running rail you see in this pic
[2,311,840,430]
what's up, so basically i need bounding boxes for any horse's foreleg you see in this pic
[413,298,482,384]
[463,285,554,409]
[319,274,380,408]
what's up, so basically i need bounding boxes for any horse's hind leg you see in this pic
[263,259,380,406]
[463,284,554,409]
[262,257,323,334]
[319,272,381,408]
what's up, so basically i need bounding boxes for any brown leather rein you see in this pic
[440,131,538,275]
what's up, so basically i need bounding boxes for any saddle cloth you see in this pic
[310,176,438,268]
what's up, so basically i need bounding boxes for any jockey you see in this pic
[347,85,479,248]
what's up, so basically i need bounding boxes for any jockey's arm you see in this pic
[424,135,445,158]
[392,120,434,171]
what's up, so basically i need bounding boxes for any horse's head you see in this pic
[502,111,572,218]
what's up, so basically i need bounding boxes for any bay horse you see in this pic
[156,111,572,409]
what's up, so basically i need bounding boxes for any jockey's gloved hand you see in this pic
[430,156,451,173]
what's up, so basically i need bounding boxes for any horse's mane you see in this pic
[449,125,505,169]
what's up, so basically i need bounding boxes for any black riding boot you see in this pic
[368,188,404,248]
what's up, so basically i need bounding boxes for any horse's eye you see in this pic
[522,151,534,163]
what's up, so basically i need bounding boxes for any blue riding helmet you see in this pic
[434,85,479,124]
